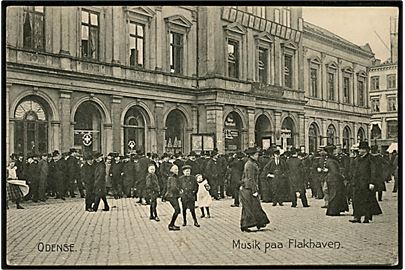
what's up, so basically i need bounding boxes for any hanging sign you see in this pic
[82,133,93,147]
[128,140,136,150]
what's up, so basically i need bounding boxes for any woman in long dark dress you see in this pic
[323,145,349,216]
[239,147,270,232]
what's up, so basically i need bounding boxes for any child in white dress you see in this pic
[196,174,212,218]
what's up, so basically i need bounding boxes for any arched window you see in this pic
[224,112,243,152]
[74,101,102,154]
[343,126,351,152]
[165,109,186,154]
[281,117,295,150]
[327,125,336,145]
[309,123,320,154]
[124,107,145,153]
[255,114,272,149]
[14,98,48,156]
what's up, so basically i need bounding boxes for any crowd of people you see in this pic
[6,141,398,231]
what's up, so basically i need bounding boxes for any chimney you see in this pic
[390,16,398,63]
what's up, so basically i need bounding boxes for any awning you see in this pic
[387,142,398,153]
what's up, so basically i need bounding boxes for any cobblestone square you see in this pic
[5,182,398,266]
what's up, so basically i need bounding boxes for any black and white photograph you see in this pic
[2,3,400,267]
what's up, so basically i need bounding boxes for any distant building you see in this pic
[6,6,375,159]
[369,16,398,152]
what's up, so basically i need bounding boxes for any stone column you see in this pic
[6,83,11,162]
[59,7,71,70]
[155,7,163,71]
[154,101,165,154]
[59,90,72,153]
[247,107,255,147]
[51,121,61,152]
[381,117,387,140]
[304,116,310,152]
[206,104,224,153]
[104,123,113,154]
[298,113,305,147]
[353,122,358,144]
[321,118,327,145]
[191,105,198,133]
[337,121,343,146]
[274,110,282,145]
[111,95,122,152]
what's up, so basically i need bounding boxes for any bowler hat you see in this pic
[236,152,245,159]
[359,141,370,150]
[182,165,192,171]
[324,144,336,153]
[210,150,218,157]
[245,147,258,155]
[93,152,103,159]
[370,145,379,154]
[162,153,169,159]
[188,151,197,157]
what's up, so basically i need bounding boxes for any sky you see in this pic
[302,7,399,61]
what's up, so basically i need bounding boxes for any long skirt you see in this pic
[6,182,23,202]
[326,181,349,216]
[353,187,383,218]
[240,187,270,229]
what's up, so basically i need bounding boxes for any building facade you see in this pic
[6,6,375,159]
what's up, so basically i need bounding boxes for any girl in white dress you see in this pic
[196,174,212,218]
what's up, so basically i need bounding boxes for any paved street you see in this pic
[5,182,398,266]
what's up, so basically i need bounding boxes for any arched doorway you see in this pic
[14,97,49,156]
[309,123,320,154]
[74,101,102,155]
[357,127,366,142]
[123,107,145,154]
[224,111,243,153]
[327,124,336,145]
[165,109,186,154]
[281,117,295,150]
[343,126,351,152]
[255,114,272,149]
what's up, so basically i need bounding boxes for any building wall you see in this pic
[6,5,375,158]
[369,64,398,150]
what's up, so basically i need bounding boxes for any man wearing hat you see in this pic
[262,149,288,206]
[51,150,66,200]
[37,153,49,202]
[179,165,200,227]
[185,151,201,176]
[228,152,246,207]
[239,147,270,232]
[159,153,172,202]
[135,150,150,204]
[122,154,135,198]
[82,154,95,211]
[93,152,110,212]
[259,149,273,203]
[316,146,329,208]
[350,141,382,223]
[25,154,39,202]
[370,145,390,202]
[286,147,309,208]
[110,153,123,199]
[205,150,220,200]
[67,148,84,198]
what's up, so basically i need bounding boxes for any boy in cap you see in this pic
[82,154,95,211]
[179,165,200,227]
[145,164,160,221]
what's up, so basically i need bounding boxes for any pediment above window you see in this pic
[254,32,274,44]
[308,56,321,65]
[281,41,298,50]
[165,14,193,29]
[342,66,354,74]
[327,61,338,69]
[223,22,246,35]
[357,70,367,77]
[126,6,155,18]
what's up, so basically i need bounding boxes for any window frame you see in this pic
[257,47,269,84]
[80,9,100,60]
[227,39,240,79]
[387,96,397,112]
[22,6,46,51]
[370,76,380,90]
[387,74,396,89]
[343,75,351,104]
[357,79,365,107]
[371,98,380,112]
[129,21,145,68]
[169,31,184,74]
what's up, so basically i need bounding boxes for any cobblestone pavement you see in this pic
[5,182,399,266]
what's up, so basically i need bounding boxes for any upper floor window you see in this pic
[129,22,144,67]
[258,47,268,84]
[81,10,99,60]
[327,72,335,101]
[343,76,350,103]
[387,120,398,138]
[387,96,397,111]
[387,74,396,89]
[169,32,183,74]
[23,6,45,50]
[274,9,280,24]
[357,80,365,106]
[371,99,380,112]
[310,68,318,98]
[371,76,379,90]
[227,39,239,79]
[284,54,293,88]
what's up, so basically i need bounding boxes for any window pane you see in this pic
[81,10,89,24]
[129,22,136,35]
[137,24,144,37]
[89,27,98,59]
[90,13,98,26]
[137,38,143,66]
[82,25,89,40]
[34,6,44,13]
